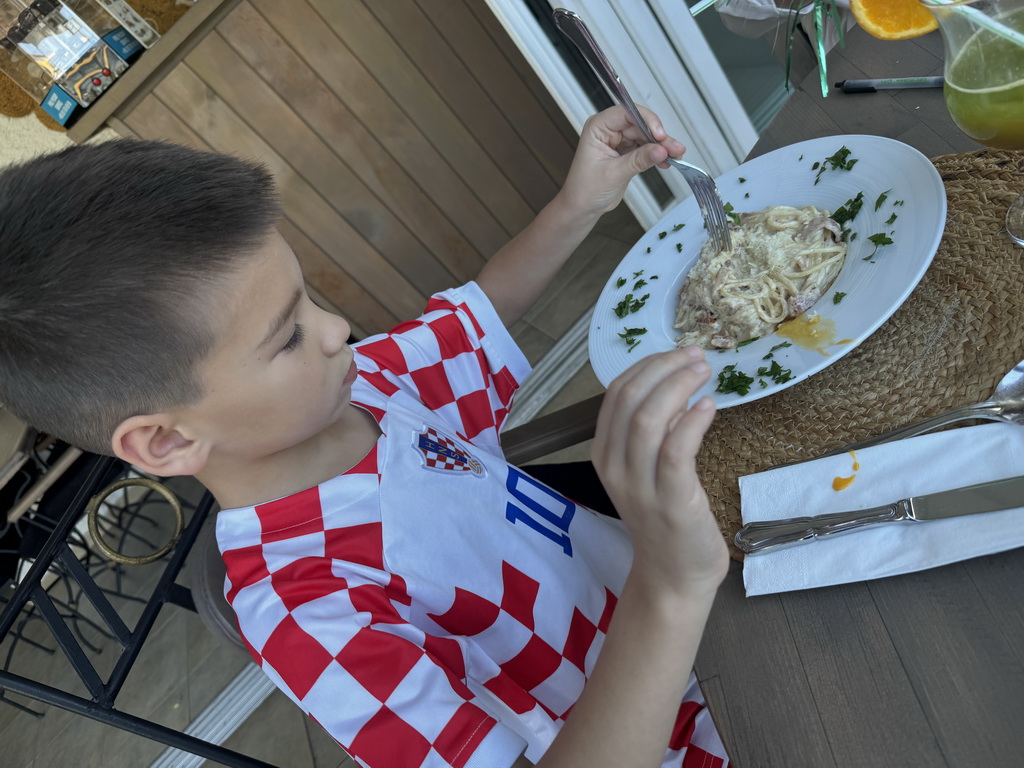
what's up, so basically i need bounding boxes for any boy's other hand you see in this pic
[592,347,728,598]
[559,105,686,219]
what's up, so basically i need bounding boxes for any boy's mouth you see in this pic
[343,359,358,386]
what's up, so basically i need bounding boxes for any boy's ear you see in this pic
[111,414,210,477]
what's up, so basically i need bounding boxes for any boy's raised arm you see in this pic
[524,347,729,767]
[476,106,685,327]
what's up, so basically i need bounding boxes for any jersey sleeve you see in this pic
[353,282,531,448]
[221,541,528,768]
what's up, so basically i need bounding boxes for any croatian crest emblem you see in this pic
[414,426,485,477]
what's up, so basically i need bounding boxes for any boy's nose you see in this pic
[321,310,350,357]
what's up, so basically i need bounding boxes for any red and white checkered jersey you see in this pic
[216,282,728,768]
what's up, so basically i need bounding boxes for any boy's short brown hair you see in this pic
[0,139,281,455]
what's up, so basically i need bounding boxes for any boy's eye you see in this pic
[282,323,305,352]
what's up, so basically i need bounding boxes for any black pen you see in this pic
[835,76,944,93]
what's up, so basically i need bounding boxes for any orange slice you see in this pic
[850,0,939,40]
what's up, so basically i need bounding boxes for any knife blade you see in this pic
[735,474,1024,554]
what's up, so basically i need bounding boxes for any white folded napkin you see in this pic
[738,422,1024,596]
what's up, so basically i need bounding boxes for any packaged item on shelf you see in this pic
[0,0,159,126]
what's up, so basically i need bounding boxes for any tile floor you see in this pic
[0,203,643,767]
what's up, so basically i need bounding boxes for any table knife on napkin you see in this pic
[736,475,1024,554]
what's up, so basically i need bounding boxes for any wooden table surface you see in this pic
[693,25,1024,768]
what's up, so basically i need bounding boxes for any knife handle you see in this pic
[734,501,911,554]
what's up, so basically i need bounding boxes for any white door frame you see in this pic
[483,0,758,228]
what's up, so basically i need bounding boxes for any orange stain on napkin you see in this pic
[832,450,860,491]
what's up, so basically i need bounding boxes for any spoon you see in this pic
[773,358,1024,468]
[1007,194,1024,247]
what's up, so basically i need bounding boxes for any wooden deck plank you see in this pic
[779,584,945,767]
[869,563,1024,766]
[696,567,837,768]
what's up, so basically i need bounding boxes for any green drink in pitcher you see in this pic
[942,6,1024,149]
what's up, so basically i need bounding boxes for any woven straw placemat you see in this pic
[699,148,1024,559]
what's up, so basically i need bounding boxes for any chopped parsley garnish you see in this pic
[723,202,742,226]
[832,191,865,226]
[651,275,659,279]
[894,199,905,206]
[864,232,894,260]
[618,327,647,352]
[658,231,668,239]
[736,337,759,348]
[762,341,792,360]
[615,277,627,288]
[885,212,898,225]
[716,365,755,396]
[799,154,804,161]
[813,146,858,184]
[613,293,650,317]
[833,291,847,304]
[672,223,685,231]
[633,278,647,290]
[757,360,794,384]
[738,177,747,183]
[874,189,890,211]
[646,246,651,254]
[744,192,750,198]
[675,243,683,253]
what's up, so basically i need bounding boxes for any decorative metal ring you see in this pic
[86,478,184,565]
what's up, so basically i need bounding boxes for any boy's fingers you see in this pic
[660,396,716,471]
[595,350,694,461]
[622,363,711,486]
[600,351,711,473]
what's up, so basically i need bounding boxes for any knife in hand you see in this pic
[735,475,1024,554]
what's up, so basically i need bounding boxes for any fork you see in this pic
[553,8,732,253]
[768,398,1024,470]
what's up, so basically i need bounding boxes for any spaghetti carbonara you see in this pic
[674,205,847,349]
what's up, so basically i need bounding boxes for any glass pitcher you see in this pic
[921,0,1024,150]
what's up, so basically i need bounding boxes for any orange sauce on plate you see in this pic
[777,313,853,355]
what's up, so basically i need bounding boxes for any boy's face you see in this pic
[179,230,358,462]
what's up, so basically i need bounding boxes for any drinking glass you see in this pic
[922,0,1024,244]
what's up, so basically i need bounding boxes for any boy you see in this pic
[0,106,729,767]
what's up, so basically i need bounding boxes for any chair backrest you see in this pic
[190,517,245,650]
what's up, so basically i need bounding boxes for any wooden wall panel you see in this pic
[365,0,566,209]
[411,0,574,186]
[302,0,537,232]
[215,3,485,284]
[121,96,394,339]
[144,64,415,329]
[118,0,578,338]
[246,0,515,257]
[467,0,580,150]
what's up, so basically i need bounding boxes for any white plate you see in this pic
[588,135,947,407]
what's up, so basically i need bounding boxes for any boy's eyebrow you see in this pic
[258,288,303,349]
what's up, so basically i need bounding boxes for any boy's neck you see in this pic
[198,403,382,510]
